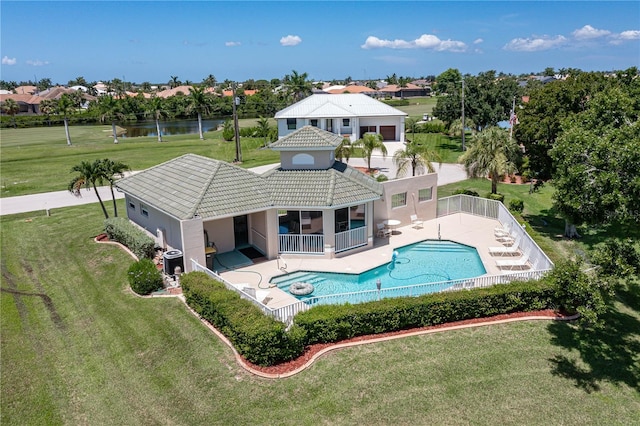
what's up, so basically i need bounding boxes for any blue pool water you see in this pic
[271,240,486,305]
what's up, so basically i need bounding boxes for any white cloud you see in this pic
[361,34,467,52]
[572,25,611,40]
[473,38,484,44]
[618,30,640,40]
[2,56,17,65]
[225,41,241,47]
[26,59,49,66]
[280,35,302,46]
[503,35,567,51]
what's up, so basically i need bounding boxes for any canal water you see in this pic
[121,118,226,138]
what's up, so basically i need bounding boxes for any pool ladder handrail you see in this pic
[277,255,287,272]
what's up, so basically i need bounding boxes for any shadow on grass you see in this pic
[547,283,640,393]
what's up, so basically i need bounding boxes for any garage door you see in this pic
[380,126,396,140]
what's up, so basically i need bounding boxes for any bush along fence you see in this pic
[181,271,556,367]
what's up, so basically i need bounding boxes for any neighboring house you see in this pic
[115,125,437,273]
[378,83,431,98]
[326,85,378,95]
[274,93,408,142]
[0,87,97,114]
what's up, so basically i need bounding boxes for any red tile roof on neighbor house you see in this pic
[379,83,424,92]
[155,85,194,98]
[326,85,376,94]
[13,85,37,95]
[221,89,257,97]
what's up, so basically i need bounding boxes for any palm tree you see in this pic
[256,116,272,147]
[56,94,75,146]
[39,99,56,126]
[96,96,125,143]
[397,76,411,99]
[202,74,217,89]
[393,141,442,177]
[448,117,477,138]
[459,126,520,194]
[404,117,420,143]
[186,86,210,140]
[98,158,130,217]
[68,160,109,218]
[169,75,181,89]
[284,70,312,102]
[354,133,387,172]
[145,96,168,142]
[2,98,20,128]
[335,138,352,163]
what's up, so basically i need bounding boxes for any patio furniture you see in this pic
[496,253,530,270]
[377,223,391,238]
[488,235,522,256]
[382,219,401,235]
[410,214,424,229]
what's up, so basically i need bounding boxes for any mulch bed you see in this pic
[243,309,568,376]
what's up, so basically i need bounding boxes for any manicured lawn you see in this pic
[2,204,638,424]
[393,96,438,119]
[0,123,280,197]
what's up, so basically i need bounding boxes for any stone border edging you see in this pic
[94,234,139,261]
[184,301,579,379]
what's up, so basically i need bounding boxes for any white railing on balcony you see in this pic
[279,233,324,254]
[438,194,553,271]
[250,227,267,254]
[335,227,367,253]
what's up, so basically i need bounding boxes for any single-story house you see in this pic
[115,126,437,273]
[274,93,408,142]
[378,83,431,98]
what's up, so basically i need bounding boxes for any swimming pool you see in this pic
[271,240,486,305]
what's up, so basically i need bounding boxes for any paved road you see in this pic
[0,145,467,216]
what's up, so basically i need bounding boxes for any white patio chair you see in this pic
[488,235,522,256]
[377,223,391,238]
[410,214,424,229]
[496,253,530,270]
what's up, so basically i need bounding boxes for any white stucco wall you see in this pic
[373,174,438,226]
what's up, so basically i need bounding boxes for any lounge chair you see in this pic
[488,235,521,256]
[496,253,530,270]
[377,223,391,238]
[410,214,424,229]
[494,223,512,238]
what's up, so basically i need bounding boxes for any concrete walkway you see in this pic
[0,146,467,216]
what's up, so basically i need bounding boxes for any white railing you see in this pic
[335,227,367,253]
[297,269,551,307]
[250,227,267,254]
[190,259,307,324]
[279,233,324,254]
[438,194,553,271]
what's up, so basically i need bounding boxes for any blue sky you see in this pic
[1,1,639,85]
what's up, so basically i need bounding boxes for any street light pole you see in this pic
[232,82,242,163]
[461,77,466,151]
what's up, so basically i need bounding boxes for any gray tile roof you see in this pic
[262,161,383,208]
[115,154,271,220]
[274,93,408,119]
[269,125,345,150]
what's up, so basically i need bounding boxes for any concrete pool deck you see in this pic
[220,213,512,309]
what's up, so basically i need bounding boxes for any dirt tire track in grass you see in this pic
[22,261,65,330]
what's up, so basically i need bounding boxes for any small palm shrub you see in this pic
[128,259,163,295]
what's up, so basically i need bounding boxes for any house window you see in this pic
[287,118,296,130]
[418,187,433,202]
[141,204,149,217]
[310,119,318,127]
[342,118,350,127]
[128,201,135,210]
[391,192,407,208]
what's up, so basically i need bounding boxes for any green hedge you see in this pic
[181,272,306,366]
[295,280,554,345]
[104,217,155,259]
[127,258,163,295]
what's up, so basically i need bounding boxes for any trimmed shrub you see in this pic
[104,217,155,259]
[295,280,554,345]
[127,258,163,295]
[453,189,479,197]
[222,120,234,141]
[509,198,525,214]
[381,99,410,107]
[181,272,306,366]
[486,193,505,203]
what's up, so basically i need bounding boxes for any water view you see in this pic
[121,118,226,138]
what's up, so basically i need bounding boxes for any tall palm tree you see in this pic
[354,132,387,172]
[145,96,168,142]
[187,86,210,140]
[448,117,477,138]
[39,99,56,126]
[2,98,20,128]
[393,141,442,177]
[256,116,272,147]
[98,158,130,217]
[404,117,419,143]
[96,96,125,143]
[284,70,312,102]
[335,138,352,163]
[68,160,109,218]
[56,94,75,146]
[397,76,411,100]
[169,75,181,89]
[459,126,520,194]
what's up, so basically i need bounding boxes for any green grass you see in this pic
[2,203,639,424]
[0,123,280,197]
[393,96,438,119]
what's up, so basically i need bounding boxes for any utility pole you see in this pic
[461,77,466,151]
[232,82,242,163]
[509,96,516,140]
